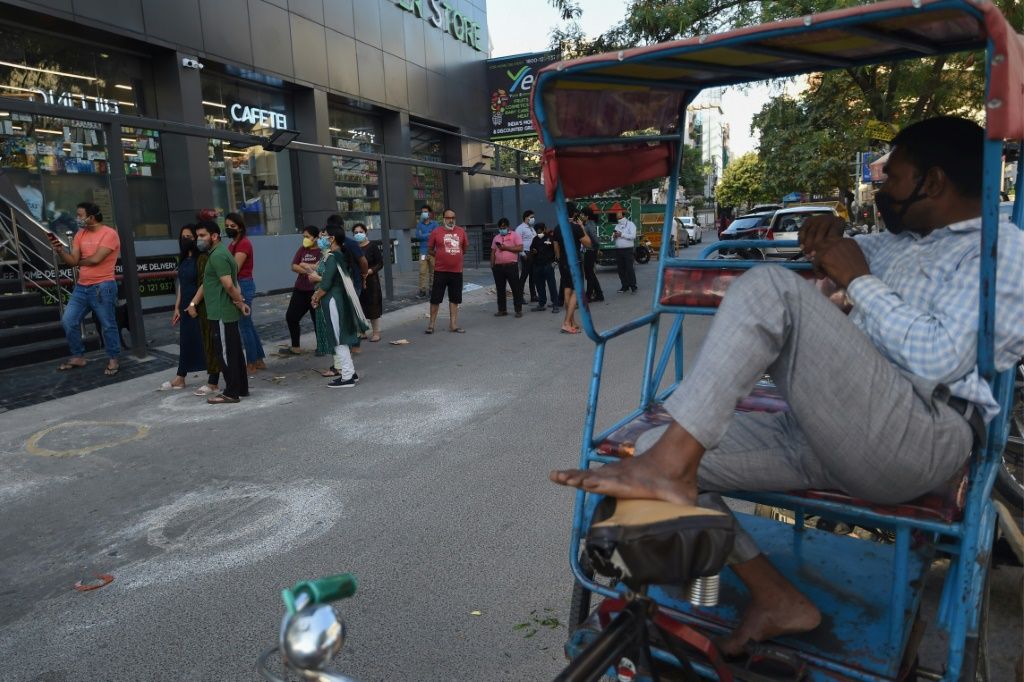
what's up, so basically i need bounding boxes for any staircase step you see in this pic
[0,335,100,371]
[0,305,58,329]
[0,291,45,310]
[0,279,24,294]
[0,319,65,346]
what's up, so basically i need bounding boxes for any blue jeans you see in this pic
[63,280,120,358]
[237,277,265,362]
[533,262,559,306]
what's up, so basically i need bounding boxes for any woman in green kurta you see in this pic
[311,224,369,388]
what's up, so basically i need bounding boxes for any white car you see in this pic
[765,205,840,256]
[674,216,704,245]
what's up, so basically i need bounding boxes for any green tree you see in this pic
[715,152,772,208]
[680,144,706,198]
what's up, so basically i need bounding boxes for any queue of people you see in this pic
[70,204,620,399]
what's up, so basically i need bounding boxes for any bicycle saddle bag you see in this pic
[585,498,735,590]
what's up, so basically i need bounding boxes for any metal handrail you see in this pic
[0,196,73,315]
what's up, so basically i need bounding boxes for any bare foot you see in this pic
[718,557,822,656]
[549,422,701,505]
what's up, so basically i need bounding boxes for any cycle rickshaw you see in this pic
[529,1,1024,680]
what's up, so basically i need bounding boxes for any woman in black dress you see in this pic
[159,224,207,390]
[352,223,383,342]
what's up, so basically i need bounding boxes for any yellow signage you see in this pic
[865,120,897,142]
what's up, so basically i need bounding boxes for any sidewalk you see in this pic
[0,266,498,412]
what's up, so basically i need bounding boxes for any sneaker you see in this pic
[352,372,360,383]
[532,304,546,311]
[630,287,638,294]
[328,376,357,389]
[551,306,560,313]
[494,311,508,317]
[514,311,523,318]
[617,288,629,293]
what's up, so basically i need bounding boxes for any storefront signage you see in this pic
[486,50,560,140]
[395,0,483,52]
[35,89,120,114]
[229,103,288,130]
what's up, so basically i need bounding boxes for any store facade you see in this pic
[0,0,494,298]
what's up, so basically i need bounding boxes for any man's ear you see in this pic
[923,166,948,198]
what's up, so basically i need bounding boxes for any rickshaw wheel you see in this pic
[569,553,618,631]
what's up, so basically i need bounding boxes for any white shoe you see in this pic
[159,381,184,391]
[193,385,217,396]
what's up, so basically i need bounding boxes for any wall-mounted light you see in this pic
[0,60,96,82]
[263,129,300,152]
[34,128,64,135]
[202,101,226,109]
[115,84,133,91]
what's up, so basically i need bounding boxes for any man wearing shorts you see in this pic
[426,208,469,334]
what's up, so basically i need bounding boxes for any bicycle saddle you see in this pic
[585,498,735,591]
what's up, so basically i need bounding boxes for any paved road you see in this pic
[0,263,1019,681]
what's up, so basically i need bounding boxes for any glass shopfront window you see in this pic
[410,125,446,213]
[0,26,169,237]
[329,104,382,230]
[202,71,294,235]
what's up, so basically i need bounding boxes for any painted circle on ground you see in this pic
[25,420,150,457]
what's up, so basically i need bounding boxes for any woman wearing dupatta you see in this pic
[311,224,369,388]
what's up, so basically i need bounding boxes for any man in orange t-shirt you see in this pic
[48,202,122,374]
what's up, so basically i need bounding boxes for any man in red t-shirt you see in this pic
[425,208,469,334]
[48,201,122,375]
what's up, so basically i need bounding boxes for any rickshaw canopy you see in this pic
[531,0,1023,200]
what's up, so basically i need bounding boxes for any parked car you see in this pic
[718,210,776,259]
[674,216,703,245]
[765,205,840,256]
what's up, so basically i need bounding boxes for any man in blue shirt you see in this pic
[551,117,1024,655]
[414,204,439,297]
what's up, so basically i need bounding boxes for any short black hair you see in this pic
[196,219,220,235]
[325,214,345,228]
[497,217,510,228]
[326,224,346,241]
[534,221,547,232]
[421,204,432,213]
[891,116,983,198]
[77,201,102,222]
[302,225,319,239]
[352,222,367,232]
[522,209,534,221]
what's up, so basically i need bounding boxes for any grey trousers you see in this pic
[636,266,973,562]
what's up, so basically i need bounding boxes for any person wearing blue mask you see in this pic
[490,217,524,317]
[414,204,438,297]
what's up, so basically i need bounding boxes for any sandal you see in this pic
[104,362,120,376]
[193,385,217,396]
[159,381,185,391]
[424,327,434,334]
[368,335,381,342]
[207,393,240,404]
[560,327,581,335]
[58,361,86,371]
[319,367,341,377]
[449,327,465,333]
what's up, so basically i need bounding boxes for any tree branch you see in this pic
[909,56,947,121]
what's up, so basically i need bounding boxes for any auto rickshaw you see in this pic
[531,1,1023,679]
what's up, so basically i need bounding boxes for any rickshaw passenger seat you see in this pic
[596,384,970,523]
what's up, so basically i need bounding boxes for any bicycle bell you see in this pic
[279,593,346,671]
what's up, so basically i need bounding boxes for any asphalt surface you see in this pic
[0,263,1020,681]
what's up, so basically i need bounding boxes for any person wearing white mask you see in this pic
[514,209,538,303]
[612,209,638,293]
[414,204,438,297]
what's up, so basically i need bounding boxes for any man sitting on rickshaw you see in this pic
[551,116,1024,655]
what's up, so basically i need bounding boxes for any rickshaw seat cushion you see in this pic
[586,497,735,590]
[596,391,969,522]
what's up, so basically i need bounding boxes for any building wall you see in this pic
[0,0,490,134]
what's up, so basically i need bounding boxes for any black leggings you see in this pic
[286,288,316,347]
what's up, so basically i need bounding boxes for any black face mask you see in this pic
[180,237,195,251]
[225,228,238,239]
[875,176,928,234]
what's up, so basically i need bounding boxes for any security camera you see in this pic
[181,57,204,70]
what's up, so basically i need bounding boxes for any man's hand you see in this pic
[187,306,198,319]
[799,215,846,259]
[813,238,870,288]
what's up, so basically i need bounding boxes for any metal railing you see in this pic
[0,196,72,315]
